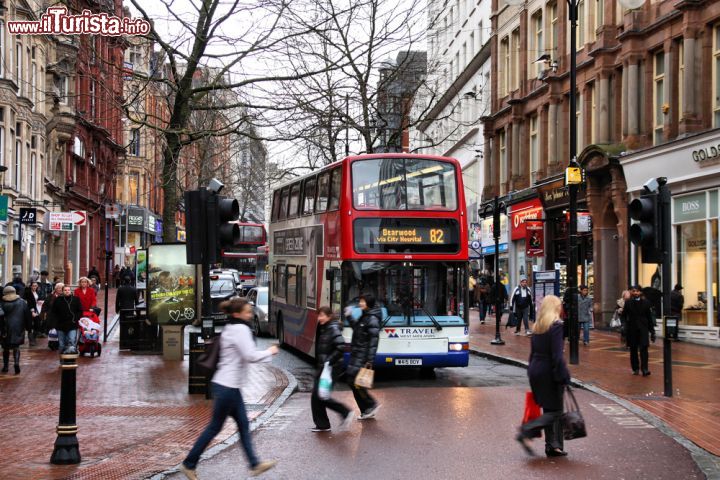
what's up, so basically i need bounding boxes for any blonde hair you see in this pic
[533,295,562,335]
[78,277,90,286]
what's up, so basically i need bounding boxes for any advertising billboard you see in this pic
[136,249,147,290]
[147,244,197,325]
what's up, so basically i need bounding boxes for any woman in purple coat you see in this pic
[516,295,571,457]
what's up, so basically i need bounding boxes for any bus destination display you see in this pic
[375,227,449,245]
[354,218,460,254]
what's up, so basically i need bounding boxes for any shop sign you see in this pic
[0,195,7,221]
[510,199,543,240]
[525,220,544,257]
[19,208,37,224]
[539,180,586,210]
[480,214,508,247]
[692,143,720,165]
[674,193,706,223]
[578,212,592,233]
[126,207,145,232]
[145,214,156,234]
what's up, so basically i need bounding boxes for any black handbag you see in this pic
[197,335,222,376]
[506,311,518,328]
[561,386,587,440]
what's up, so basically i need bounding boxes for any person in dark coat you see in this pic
[88,266,101,286]
[41,282,64,333]
[115,278,138,318]
[113,264,121,288]
[670,284,684,317]
[311,306,354,432]
[1,286,31,374]
[516,295,570,457]
[621,285,656,376]
[50,285,83,354]
[38,271,53,301]
[23,282,40,346]
[8,277,25,298]
[343,293,381,419]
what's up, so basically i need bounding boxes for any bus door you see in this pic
[327,267,342,316]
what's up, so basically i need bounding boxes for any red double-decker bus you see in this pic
[221,222,269,290]
[268,153,470,369]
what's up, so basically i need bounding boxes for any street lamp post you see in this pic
[481,196,507,345]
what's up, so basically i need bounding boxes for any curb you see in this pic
[147,365,299,480]
[469,347,720,479]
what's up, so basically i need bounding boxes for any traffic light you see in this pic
[205,194,240,264]
[629,192,663,263]
[184,189,208,264]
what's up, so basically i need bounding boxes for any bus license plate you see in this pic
[396,359,422,366]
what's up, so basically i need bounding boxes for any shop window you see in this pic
[675,221,711,326]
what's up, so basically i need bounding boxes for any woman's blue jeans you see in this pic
[183,382,259,469]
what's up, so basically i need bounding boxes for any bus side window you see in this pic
[287,265,297,305]
[288,183,301,219]
[297,265,306,307]
[279,187,290,220]
[328,168,341,211]
[316,172,330,212]
[278,265,287,298]
[302,176,316,216]
[271,190,280,222]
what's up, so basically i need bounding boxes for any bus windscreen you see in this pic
[342,261,467,327]
[352,158,457,210]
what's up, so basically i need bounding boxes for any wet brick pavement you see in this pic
[469,310,720,458]
[0,289,289,480]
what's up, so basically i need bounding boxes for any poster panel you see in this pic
[525,220,545,257]
[147,244,197,325]
[136,249,147,289]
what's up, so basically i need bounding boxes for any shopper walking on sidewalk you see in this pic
[516,295,570,457]
[23,282,40,346]
[181,298,278,480]
[344,293,381,420]
[511,276,534,336]
[311,306,354,432]
[621,285,656,376]
[50,285,83,354]
[578,285,593,346]
[74,277,97,313]
[1,286,31,374]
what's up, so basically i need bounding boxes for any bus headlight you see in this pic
[448,343,468,351]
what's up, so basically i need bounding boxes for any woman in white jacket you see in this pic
[181,298,278,479]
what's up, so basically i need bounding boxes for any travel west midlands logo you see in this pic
[385,329,399,338]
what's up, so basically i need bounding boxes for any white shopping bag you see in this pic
[318,361,333,400]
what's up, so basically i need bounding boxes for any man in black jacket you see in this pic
[670,284,684,316]
[311,306,354,432]
[621,285,656,376]
[50,285,83,354]
[115,278,138,319]
[1,286,31,374]
[344,293,381,420]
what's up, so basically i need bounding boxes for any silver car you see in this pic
[247,286,270,336]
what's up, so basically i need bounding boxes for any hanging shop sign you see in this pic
[525,220,544,257]
[510,198,543,240]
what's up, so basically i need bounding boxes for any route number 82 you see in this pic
[429,228,444,244]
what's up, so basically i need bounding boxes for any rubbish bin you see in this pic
[188,331,209,395]
[119,310,140,350]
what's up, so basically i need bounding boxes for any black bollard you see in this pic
[50,353,81,464]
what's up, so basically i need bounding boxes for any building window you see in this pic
[511,28,520,91]
[654,51,665,145]
[714,26,720,127]
[548,2,558,57]
[130,129,140,156]
[499,129,507,186]
[678,41,684,123]
[590,83,596,144]
[576,90,584,152]
[577,0,585,48]
[73,136,84,158]
[129,172,140,205]
[14,140,20,190]
[30,152,36,198]
[56,75,68,105]
[31,62,37,109]
[89,80,96,118]
[16,43,22,94]
[470,33,475,58]
[529,116,539,181]
[500,36,509,97]
[594,0,603,34]
[530,10,544,77]
[0,22,4,78]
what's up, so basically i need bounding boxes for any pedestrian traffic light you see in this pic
[629,192,663,263]
[205,194,240,264]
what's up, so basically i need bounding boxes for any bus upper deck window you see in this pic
[288,183,301,218]
[278,187,290,220]
[271,190,281,221]
[302,176,317,215]
[316,172,330,212]
[328,168,341,210]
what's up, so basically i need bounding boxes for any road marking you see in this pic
[590,403,655,429]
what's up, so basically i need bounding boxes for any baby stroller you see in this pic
[78,311,102,357]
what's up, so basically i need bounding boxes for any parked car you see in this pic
[209,273,240,313]
[247,286,270,336]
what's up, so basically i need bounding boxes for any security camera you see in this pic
[207,177,224,194]
[642,177,660,193]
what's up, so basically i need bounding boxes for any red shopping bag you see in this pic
[522,391,542,438]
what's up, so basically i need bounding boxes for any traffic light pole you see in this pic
[659,180,673,397]
[567,0,580,365]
